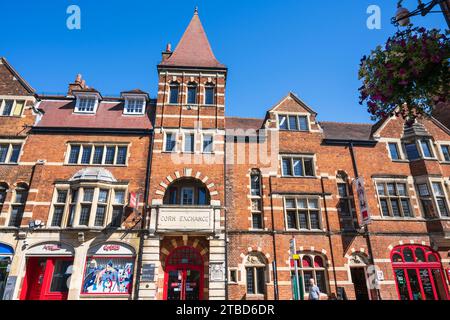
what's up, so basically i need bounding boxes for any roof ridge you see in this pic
[319,121,373,126]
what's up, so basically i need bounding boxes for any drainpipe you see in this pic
[320,177,339,297]
[348,141,381,300]
[269,175,279,300]
[224,133,229,300]
[134,113,156,300]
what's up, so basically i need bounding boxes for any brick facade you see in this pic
[0,11,449,301]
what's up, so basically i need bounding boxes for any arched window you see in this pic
[245,252,267,296]
[187,82,198,104]
[293,253,328,296]
[204,83,215,105]
[163,178,210,206]
[391,245,449,300]
[169,82,180,104]
[0,183,8,214]
[9,183,28,227]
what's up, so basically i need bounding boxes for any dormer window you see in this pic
[278,114,309,131]
[0,99,25,117]
[75,95,98,114]
[124,97,145,115]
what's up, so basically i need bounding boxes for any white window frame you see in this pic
[65,143,129,166]
[163,131,178,153]
[181,187,195,205]
[204,83,216,106]
[74,94,99,114]
[385,140,405,161]
[201,133,214,154]
[183,132,195,153]
[168,82,180,105]
[0,140,23,164]
[186,82,198,105]
[375,180,414,218]
[124,96,146,115]
[436,142,450,163]
[280,155,316,177]
[291,253,328,295]
[417,138,436,160]
[283,197,322,231]
[276,113,310,132]
[0,98,26,117]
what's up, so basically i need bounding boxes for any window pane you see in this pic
[279,116,288,130]
[83,188,94,202]
[98,189,108,203]
[68,145,80,164]
[9,145,21,163]
[282,159,292,176]
[111,207,123,227]
[2,100,14,115]
[252,213,263,229]
[420,140,433,158]
[389,143,400,160]
[387,183,396,196]
[181,189,194,205]
[421,199,436,218]
[198,188,207,205]
[288,116,298,130]
[93,146,104,164]
[338,183,348,197]
[405,143,420,160]
[115,190,125,204]
[297,199,307,209]
[79,205,91,226]
[377,183,385,196]
[166,133,176,152]
[441,146,450,161]
[57,190,68,203]
[304,159,314,176]
[81,146,92,164]
[9,206,24,227]
[256,268,265,294]
[287,211,297,229]
[316,270,327,294]
[184,134,194,152]
[391,199,401,217]
[116,147,127,165]
[437,199,449,217]
[246,267,255,294]
[51,206,64,227]
[13,100,24,116]
[298,116,308,131]
[303,271,314,292]
[401,199,412,217]
[286,199,296,209]
[203,135,213,153]
[105,146,115,164]
[397,183,407,196]
[167,187,177,205]
[308,199,319,209]
[251,199,261,212]
[251,174,261,196]
[49,260,72,293]
[380,199,390,216]
[310,211,320,229]
[432,183,444,196]
[299,212,308,229]
[15,190,27,204]
[187,85,197,104]
[418,184,430,196]
[205,86,215,105]
[169,84,179,104]
[339,199,351,215]
[94,206,106,226]
[0,145,8,163]
[293,159,303,176]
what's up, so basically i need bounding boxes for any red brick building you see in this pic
[0,11,449,301]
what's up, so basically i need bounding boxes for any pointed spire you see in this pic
[159,10,225,69]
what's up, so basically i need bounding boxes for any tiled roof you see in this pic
[121,89,149,96]
[320,121,374,141]
[226,117,264,130]
[35,99,152,130]
[159,11,225,69]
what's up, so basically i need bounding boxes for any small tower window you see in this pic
[205,83,215,105]
[187,82,198,104]
[169,82,180,104]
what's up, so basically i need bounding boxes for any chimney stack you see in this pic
[68,74,87,95]
[161,43,173,62]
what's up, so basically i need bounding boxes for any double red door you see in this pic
[21,257,73,300]
[164,266,203,300]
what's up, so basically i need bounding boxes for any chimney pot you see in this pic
[75,74,82,84]
[80,80,86,88]
[166,43,172,53]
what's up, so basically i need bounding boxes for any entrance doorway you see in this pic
[350,268,369,300]
[391,245,449,300]
[20,257,73,300]
[164,247,204,300]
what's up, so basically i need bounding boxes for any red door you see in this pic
[21,257,73,300]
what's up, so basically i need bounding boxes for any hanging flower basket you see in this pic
[358,26,450,121]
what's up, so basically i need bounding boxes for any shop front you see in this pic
[391,245,449,300]
[0,243,14,300]
[20,242,74,300]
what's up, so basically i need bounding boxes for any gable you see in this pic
[0,58,35,96]
[269,93,317,115]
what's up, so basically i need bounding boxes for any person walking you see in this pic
[308,278,321,300]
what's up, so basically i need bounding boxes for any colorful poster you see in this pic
[82,258,134,294]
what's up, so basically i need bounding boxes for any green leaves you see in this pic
[358,26,450,121]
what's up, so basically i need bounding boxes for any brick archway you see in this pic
[154,168,219,202]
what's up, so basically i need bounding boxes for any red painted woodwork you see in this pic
[20,257,73,300]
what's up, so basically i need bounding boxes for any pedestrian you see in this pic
[308,278,321,300]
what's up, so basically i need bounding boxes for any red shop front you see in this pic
[20,242,74,300]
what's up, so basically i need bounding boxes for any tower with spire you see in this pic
[141,9,227,301]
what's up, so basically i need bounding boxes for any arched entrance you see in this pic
[391,245,449,300]
[163,247,204,300]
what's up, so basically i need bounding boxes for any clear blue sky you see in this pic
[0,1,446,123]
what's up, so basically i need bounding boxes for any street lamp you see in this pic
[393,0,450,27]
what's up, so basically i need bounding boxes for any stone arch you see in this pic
[154,168,219,203]
[387,239,435,252]
[159,236,209,270]
[344,247,369,260]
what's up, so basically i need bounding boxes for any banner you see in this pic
[355,177,371,226]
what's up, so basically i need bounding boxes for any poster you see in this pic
[82,258,134,294]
